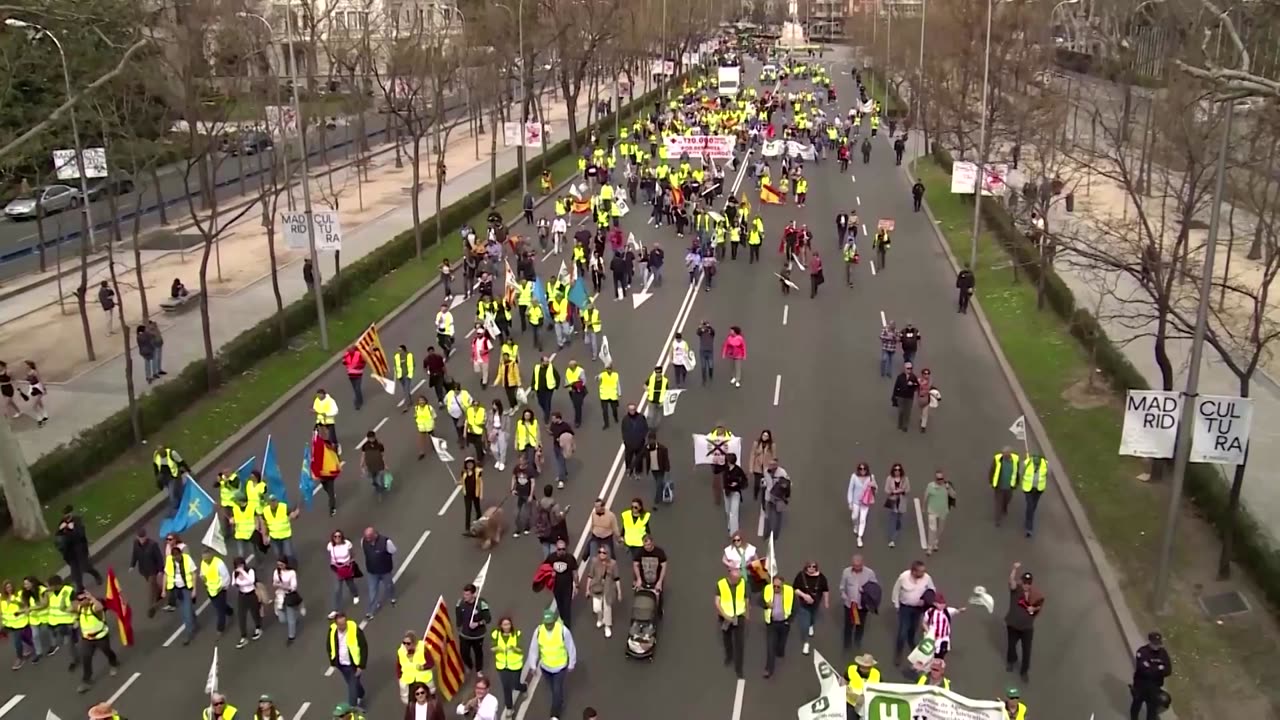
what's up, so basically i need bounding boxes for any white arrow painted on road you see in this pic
[45,712,61,720]
[631,275,655,308]
[449,294,467,311]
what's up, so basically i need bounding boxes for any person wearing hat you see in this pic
[253,695,283,720]
[332,704,366,720]
[203,693,236,720]
[524,607,577,720]
[845,654,880,718]
[1001,688,1027,720]
[87,703,122,720]
[916,658,950,689]
[1004,562,1043,683]
[1130,631,1172,720]
[328,610,369,709]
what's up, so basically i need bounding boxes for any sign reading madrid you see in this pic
[1119,390,1181,459]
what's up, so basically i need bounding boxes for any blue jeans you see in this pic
[273,538,297,564]
[366,572,396,614]
[544,667,567,718]
[275,604,300,639]
[765,505,785,540]
[795,604,819,636]
[887,512,903,543]
[337,664,366,707]
[895,604,924,656]
[331,575,359,611]
[586,331,600,359]
[173,587,197,639]
[399,377,413,405]
[700,351,714,383]
[555,321,573,347]
[8,627,31,659]
[879,350,896,377]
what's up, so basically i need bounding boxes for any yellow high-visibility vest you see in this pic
[646,372,668,404]
[1021,457,1048,492]
[203,707,238,720]
[1005,703,1027,720]
[313,396,338,426]
[846,667,881,705]
[263,502,293,540]
[154,448,179,476]
[518,282,534,307]
[165,553,196,590]
[328,620,363,666]
[245,478,266,514]
[582,308,601,332]
[231,503,256,540]
[991,453,1020,488]
[761,583,795,624]
[78,604,109,640]
[516,419,540,450]
[395,352,415,380]
[551,298,570,323]
[536,621,569,669]
[621,510,650,547]
[466,404,487,436]
[27,585,48,625]
[492,629,524,671]
[47,585,75,626]
[199,557,226,593]
[564,366,584,387]
[216,472,241,507]
[397,640,433,686]
[0,596,28,629]
[917,675,951,689]
[415,404,436,433]
[533,364,558,391]
[717,578,746,617]
[436,312,455,337]
[598,371,620,401]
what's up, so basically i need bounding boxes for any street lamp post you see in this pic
[968,0,994,269]
[661,0,669,102]
[238,7,330,351]
[6,20,98,251]
[497,1,527,201]
[917,0,927,130]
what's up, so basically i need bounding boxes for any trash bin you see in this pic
[1065,192,1075,213]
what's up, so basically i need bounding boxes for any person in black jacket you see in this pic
[1130,632,1172,720]
[620,404,649,482]
[892,363,921,432]
[610,252,629,300]
[129,528,164,616]
[955,263,976,314]
[56,506,102,591]
[912,180,925,211]
[455,583,492,673]
[642,432,673,505]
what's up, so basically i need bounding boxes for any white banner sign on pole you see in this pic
[692,433,741,465]
[1119,390,1182,458]
[949,161,1009,196]
[279,211,343,252]
[52,147,108,180]
[1189,395,1253,465]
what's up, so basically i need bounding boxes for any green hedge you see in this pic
[1,79,684,531]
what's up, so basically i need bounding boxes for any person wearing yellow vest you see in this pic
[527,298,546,352]
[564,360,587,428]
[328,610,369,708]
[244,470,267,515]
[1,580,34,669]
[198,548,233,637]
[580,299,602,361]
[44,574,77,656]
[73,589,119,693]
[262,496,300,564]
[413,395,438,460]
[491,617,524,711]
[1020,454,1049,538]
[549,293,572,349]
[620,498,651,560]
[393,344,415,410]
[643,366,669,427]
[153,444,189,512]
[524,607,577,720]
[531,355,559,423]
[1002,687,1028,720]
[762,574,796,677]
[313,389,340,445]
[20,577,51,659]
[795,176,809,207]
[202,693,236,720]
[516,408,541,468]
[715,567,748,679]
[990,447,1021,527]
[494,350,523,412]
[161,543,199,644]
[917,658,951,689]
[227,495,261,561]
[846,653,881,715]
[87,702,124,720]
[466,402,489,465]
[597,364,621,430]
[214,469,243,511]
[395,630,435,702]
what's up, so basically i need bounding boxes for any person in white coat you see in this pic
[670,332,695,388]
[846,462,877,548]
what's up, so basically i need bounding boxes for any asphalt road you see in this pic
[3,59,1139,720]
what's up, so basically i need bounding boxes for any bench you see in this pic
[160,291,202,314]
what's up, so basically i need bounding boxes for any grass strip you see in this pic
[916,157,1276,715]
[0,150,579,582]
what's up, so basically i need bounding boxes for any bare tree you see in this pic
[548,0,621,157]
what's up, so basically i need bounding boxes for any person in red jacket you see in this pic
[343,347,366,410]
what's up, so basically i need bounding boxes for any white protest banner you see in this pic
[663,135,736,160]
[949,161,1010,196]
[905,636,938,671]
[614,197,631,217]
[504,121,549,148]
[861,683,1006,720]
[1119,390,1182,459]
[662,389,684,417]
[432,436,455,463]
[599,336,613,366]
[1189,395,1253,465]
[797,684,844,720]
[279,211,343,252]
[692,433,742,465]
[53,147,108,180]
[1008,415,1026,442]
[812,649,844,695]
[761,140,784,157]
[785,141,816,160]
[201,516,227,556]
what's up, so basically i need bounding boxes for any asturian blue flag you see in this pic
[568,276,589,311]
[159,476,216,538]
[299,441,315,510]
[532,278,550,318]
[262,436,287,504]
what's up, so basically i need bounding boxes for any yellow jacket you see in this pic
[494,359,522,388]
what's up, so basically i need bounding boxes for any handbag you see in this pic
[859,482,875,507]
[284,590,304,608]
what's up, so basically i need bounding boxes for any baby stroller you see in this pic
[624,588,661,660]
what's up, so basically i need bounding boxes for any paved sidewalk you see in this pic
[893,78,1280,550]
[5,91,590,462]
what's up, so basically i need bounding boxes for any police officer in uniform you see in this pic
[1130,632,1172,720]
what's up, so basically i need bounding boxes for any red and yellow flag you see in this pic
[571,197,592,214]
[354,324,391,379]
[759,184,785,205]
[102,568,135,646]
[423,596,465,699]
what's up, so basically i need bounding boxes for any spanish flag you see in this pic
[670,187,685,207]
[571,197,592,214]
[760,184,785,205]
[102,568,135,646]
[354,324,391,380]
[423,596,466,699]
[310,432,342,479]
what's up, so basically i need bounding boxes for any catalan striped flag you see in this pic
[354,323,391,379]
[423,595,465,699]
[102,568,135,646]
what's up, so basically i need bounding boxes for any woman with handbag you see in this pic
[272,557,303,644]
[327,530,361,615]
[845,462,877,548]
[883,464,911,548]
[231,556,263,648]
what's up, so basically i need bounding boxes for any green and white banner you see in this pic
[861,683,1006,720]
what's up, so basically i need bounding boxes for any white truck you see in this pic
[717,66,741,97]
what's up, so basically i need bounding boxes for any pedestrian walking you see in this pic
[456,583,492,673]
[361,430,389,500]
[342,347,366,411]
[715,567,748,679]
[581,545,621,638]
[23,360,47,426]
[644,432,673,505]
[303,258,315,290]
[808,252,824,298]
[516,409,542,471]
[510,458,535,537]
[912,180,925,211]
[531,356,559,423]
[425,347,447,403]
[891,363,920,432]
[471,327,494,390]
[670,333,694,388]
[549,411,574,489]
[55,506,102,591]
[1020,454,1049,537]
[524,608,577,720]
[899,324,922,365]
[918,369,940,432]
[956,264,975,314]
[533,485,568,558]
[890,560,935,668]
[721,326,747,388]
[414,395,438,460]
[722,453,749,536]
[762,458,791,539]
[586,498,620,560]
[326,610,369,708]
[1005,562,1044,682]
[990,447,1020,527]
[545,538,578,624]
[460,458,484,534]
[696,321,716,384]
[271,558,302,644]
[137,324,158,383]
[466,401,489,465]
[749,430,778,512]
[72,590,118,693]
[793,561,829,656]
[231,556,263,648]
[488,400,510,472]
[846,463,877,548]
[597,364,621,429]
[565,360,586,428]
[883,464,911,548]
[840,555,880,651]
[1130,632,1173,720]
[196,548,230,641]
[129,528,164,617]
[326,530,361,614]
[97,281,116,335]
[491,617,525,712]
[878,322,898,378]
[923,472,955,555]
[393,345,414,409]
[762,573,795,678]
[360,527,397,618]
[620,404,648,481]
[0,361,18,419]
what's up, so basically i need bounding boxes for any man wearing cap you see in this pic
[87,703,122,720]
[331,704,366,720]
[328,610,369,709]
[1001,688,1027,720]
[845,654,880,719]
[254,695,284,720]
[1130,631,1172,720]
[524,608,577,720]
[1004,562,1044,683]
[916,658,950,689]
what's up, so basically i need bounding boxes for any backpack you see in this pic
[533,503,554,539]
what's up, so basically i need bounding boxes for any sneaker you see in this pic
[597,618,604,628]
[109,667,118,677]
[888,541,896,548]
[513,532,521,538]
[253,629,262,640]
[76,683,90,694]
[802,642,810,655]
[353,596,360,605]
[808,626,814,638]
[557,481,565,489]
[604,626,612,638]
[856,536,863,548]
[236,638,249,649]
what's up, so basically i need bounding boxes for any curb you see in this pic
[64,170,583,574]
[908,162,1157,690]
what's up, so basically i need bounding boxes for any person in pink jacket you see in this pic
[722,326,748,387]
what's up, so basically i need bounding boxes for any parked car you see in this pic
[221,131,273,156]
[3,184,80,220]
[85,172,137,201]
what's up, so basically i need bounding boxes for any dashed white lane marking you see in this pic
[773,375,782,406]
[106,672,142,704]
[782,305,789,326]
[880,310,887,327]
[914,497,929,550]
[731,678,746,720]
[162,598,211,647]
[291,702,311,720]
[862,223,868,235]
[0,696,24,718]
[870,260,877,276]
[850,173,856,182]
[856,195,861,205]
[397,379,428,407]
[355,416,389,449]
[438,485,463,516]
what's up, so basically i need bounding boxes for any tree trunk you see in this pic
[0,419,48,539]
[195,156,219,390]
[152,166,168,225]
[107,242,142,443]
[411,130,424,257]
[127,153,150,320]
[75,206,96,362]
[489,103,499,206]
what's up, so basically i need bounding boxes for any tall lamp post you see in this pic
[238,8,330,350]
[5,19,98,251]
[917,0,927,131]
[968,0,995,269]
[496,1,527,200]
